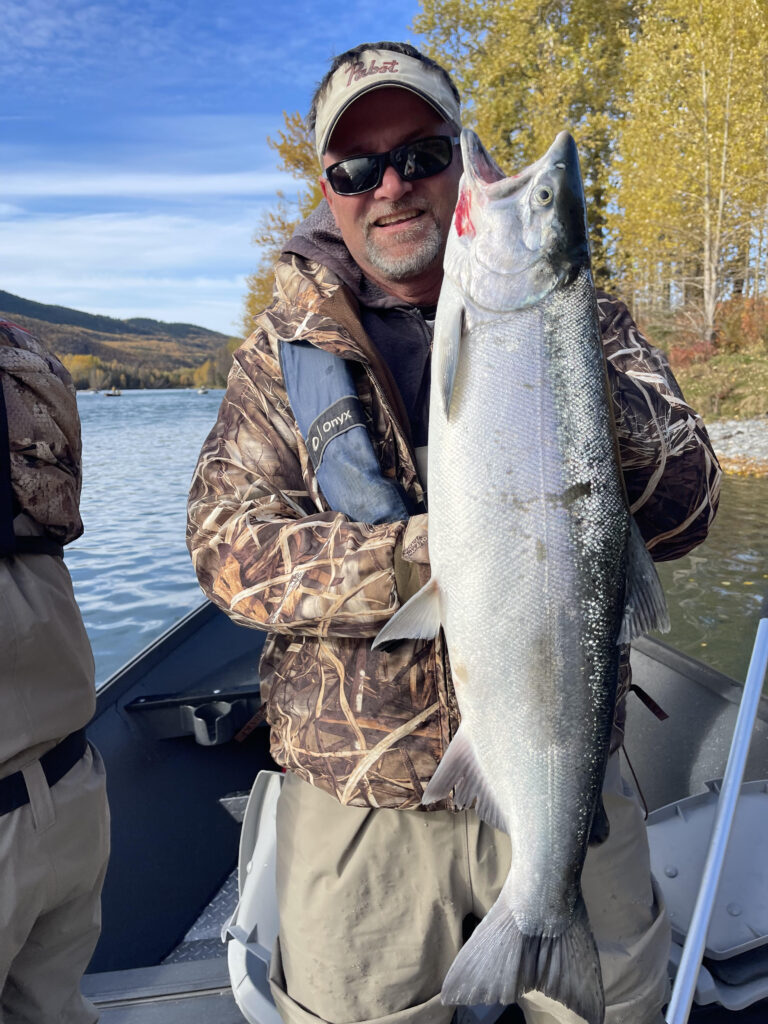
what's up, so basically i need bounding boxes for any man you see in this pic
[0,320,110,1023]
[187,42,721,1024]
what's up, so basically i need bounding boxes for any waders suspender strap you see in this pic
[0,377,64,558]
[279,340,411,524]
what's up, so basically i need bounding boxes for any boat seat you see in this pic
[224,770,284,1024]
[647,778,768,1011]
[222,770,509,1024]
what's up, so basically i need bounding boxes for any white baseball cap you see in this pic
[314,47,462,160]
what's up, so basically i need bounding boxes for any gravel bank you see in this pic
[706,417,768,476]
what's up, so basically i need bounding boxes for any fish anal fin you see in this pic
[372,578,441,649]
[588,796,609,846]
[618,517,670,644]
[423,724,507,832]
[441,890,604,1024]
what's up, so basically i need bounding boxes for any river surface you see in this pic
[69,389,225,685]
[68,390,768,687]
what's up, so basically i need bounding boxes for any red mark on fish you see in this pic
[454,189,475,237]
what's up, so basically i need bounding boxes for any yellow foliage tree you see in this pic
[242,112,324,335]
[414,0,639,283]
[60,353,105,389]
[609,0,768,345]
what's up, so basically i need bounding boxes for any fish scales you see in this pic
[374,130,668,1022]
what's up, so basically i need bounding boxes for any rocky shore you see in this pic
[706,417,768,476]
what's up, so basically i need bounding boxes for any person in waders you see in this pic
[187,41,721,1024]
[0,319,110,1024]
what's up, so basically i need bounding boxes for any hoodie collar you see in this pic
[283,201,406,311]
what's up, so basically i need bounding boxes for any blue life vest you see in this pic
[279,340,413,524]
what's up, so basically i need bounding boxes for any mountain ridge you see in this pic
[0,289,232,343]
[0,290,239,380]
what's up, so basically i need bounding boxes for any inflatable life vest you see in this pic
[279,340,414,523]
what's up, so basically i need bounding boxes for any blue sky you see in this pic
[2,0,424,335]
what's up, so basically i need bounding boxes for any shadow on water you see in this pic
[653,474,768,684]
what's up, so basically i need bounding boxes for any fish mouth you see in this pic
[460,129,580,200]
[461,132,507,190]
[458,129,591,279]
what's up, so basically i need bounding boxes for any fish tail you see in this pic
[441,890,604,1024]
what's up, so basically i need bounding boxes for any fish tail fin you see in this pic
[372,578,441,649]
[442,890,604,1024]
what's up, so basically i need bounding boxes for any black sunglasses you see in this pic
[324,135,460,196]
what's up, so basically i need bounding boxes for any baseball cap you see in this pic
[314,47,462,160]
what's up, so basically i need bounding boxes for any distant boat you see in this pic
[105,388,121,397]
[197,387,209,395]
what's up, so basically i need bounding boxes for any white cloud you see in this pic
[3,168,293,198]
[1,209,272,334]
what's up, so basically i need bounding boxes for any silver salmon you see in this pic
[373,130,669,1022]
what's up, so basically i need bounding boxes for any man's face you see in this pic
[320,87,462,302]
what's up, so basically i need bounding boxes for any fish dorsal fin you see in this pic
[422,723,508,832]
[618,517,670,644]
[372,577,441,649]
[433,283,465,417]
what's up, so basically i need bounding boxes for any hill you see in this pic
[0,290,237,374]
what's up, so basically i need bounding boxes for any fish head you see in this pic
[446,129,591,315]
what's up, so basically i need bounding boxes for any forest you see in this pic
[242,0,768,418]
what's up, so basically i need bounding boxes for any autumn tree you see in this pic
[414,0,639,283]
[242,112,323,335]
[610,0,768,345]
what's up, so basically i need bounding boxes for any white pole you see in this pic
[665,616,768,1024]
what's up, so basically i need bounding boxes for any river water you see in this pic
[69,389,225,685]
[68,390,768,687]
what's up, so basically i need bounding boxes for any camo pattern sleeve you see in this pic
[597,291,721,561]
[0,320,83,544]
[186,261,411,639]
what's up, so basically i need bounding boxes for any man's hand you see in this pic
[393,514,430,603]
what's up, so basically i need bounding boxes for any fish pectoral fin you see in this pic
[618,517,670,644]
[433,284,465,417]
[440,888,604,1024]
[372,578,441,649]
[422,724,507,832]
[588,796,610,845]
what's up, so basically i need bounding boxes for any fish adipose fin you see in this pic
[618,517,670,644]
[372,578,441,649]
[422,724,507,832]
[441,888,604,1024]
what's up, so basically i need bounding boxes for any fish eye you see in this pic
[533,186,554,206]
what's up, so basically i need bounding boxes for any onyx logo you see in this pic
[306,396,365,469]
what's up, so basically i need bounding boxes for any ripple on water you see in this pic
[654,474,768,683]
[67,390,219,685]
[68,392,768,689]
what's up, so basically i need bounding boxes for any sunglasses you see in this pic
[324,135,460,196]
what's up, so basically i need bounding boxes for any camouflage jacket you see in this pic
[187,254,722,809]
[0,320,83,545]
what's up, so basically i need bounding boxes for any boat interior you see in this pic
[80,603,768,1022]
